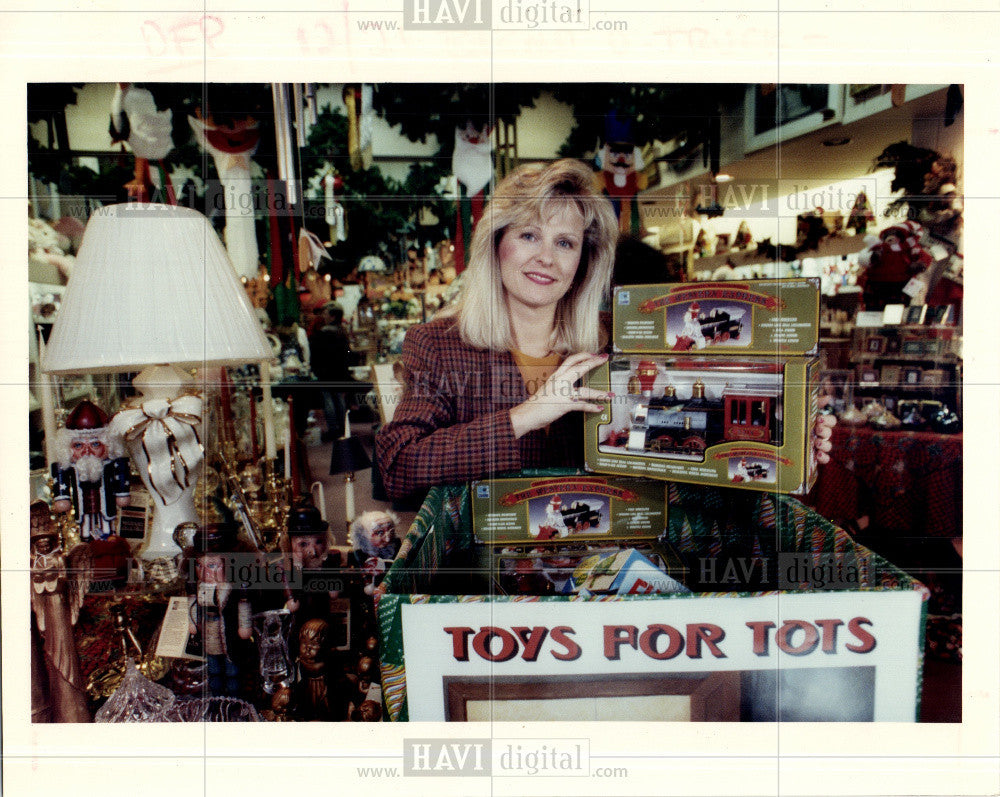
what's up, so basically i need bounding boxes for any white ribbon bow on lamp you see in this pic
[113,394,204,506]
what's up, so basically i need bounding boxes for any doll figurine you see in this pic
[284,499,341,614]
[184,522,252,697]
[51,400,131,541]
[291,618,349,721]
[348,510,402,594]
[30,500,92,723]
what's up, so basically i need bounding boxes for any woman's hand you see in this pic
[813,406,836,464]
[509,352,611,438]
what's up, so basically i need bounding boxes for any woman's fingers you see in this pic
[510,354,612,437]
[570,386,612,403]
[553,352,608,380]
[813,411,835,465]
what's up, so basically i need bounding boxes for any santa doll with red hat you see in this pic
[51,400,131,541]
[680,302,708,350]
[859,220,933,308]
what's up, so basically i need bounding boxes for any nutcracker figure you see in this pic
[595,111,648,236]
[51,400,131,541]
[183,522,253,697]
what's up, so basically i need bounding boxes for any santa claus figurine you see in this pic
[51,400,131,541]
[534,495,567,540]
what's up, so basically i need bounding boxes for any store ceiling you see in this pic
[642,87,951,219]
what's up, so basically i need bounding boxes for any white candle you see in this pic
[36,329,57,469]
[344,475,355,525]
[284,428,291,481]
[310,481,326,521]
[261,361,277,460]
[344,410,351,440]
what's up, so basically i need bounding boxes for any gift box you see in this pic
[375,477,928,722]
[470,474,668,546]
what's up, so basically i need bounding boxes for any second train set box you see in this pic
[470,474,668,546]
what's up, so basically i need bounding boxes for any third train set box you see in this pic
[584,280,822,494]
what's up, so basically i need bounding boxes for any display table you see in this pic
[807,425,962,540]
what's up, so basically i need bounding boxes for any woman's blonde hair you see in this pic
[451,158,617,354]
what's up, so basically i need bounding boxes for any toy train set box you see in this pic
[469,474,668,546]
[585,279,824,494]
[376,481,928,722]
[469,474,686,596]
[612,279,820,356]
[583,355,821,493]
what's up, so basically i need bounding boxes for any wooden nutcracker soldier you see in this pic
[595,111,648,236]
[51,400,131,542]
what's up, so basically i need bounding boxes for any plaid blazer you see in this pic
[375,317,580,502]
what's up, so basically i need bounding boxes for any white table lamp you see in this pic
[43,203,273,562]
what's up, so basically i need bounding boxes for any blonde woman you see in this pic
[377,159,618,501]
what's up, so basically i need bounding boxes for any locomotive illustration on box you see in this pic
[613,279,820,356]
[535,495,605,539]
[669,301,747,350]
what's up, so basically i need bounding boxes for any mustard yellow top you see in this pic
[510,349,563,396]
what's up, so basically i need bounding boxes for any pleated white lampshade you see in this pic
[43,203,272,375]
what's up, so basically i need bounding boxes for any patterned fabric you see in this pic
[375,318,580,502]
[807,426,962,539]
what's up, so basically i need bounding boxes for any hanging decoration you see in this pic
[322,167,348,243]
[452,118,494,271]
[298,229,333,316]
[109,83,176,204]
[271,84,299,206]
[189,111,263,280]
[594,111,648,236]
[344,84,375,171]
